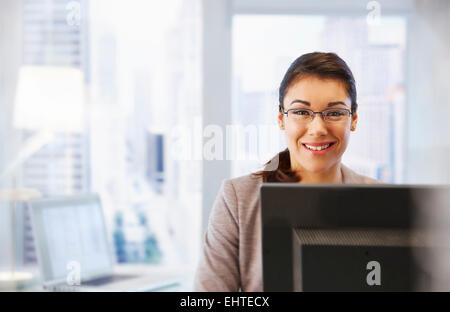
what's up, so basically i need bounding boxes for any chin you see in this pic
[293,153,339,173]
[302,162,331,173]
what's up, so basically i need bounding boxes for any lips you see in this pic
[302,141,335,147]
[301,141,336,153]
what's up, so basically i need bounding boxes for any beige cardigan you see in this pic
[193,164,381,292]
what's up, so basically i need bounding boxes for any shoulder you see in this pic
[217,173,263,218]
[341,164,384,184]
[224,173,263,195]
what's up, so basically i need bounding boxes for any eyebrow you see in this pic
[289,99,348,107]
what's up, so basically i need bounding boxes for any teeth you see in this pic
[305,143,331,151]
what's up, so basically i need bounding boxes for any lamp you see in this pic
[0,65,84,290]
[13,65,85,132]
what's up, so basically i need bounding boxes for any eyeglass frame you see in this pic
[279,105,354,123]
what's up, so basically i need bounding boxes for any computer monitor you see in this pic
[30,194,114,287]
[260,184,450,291]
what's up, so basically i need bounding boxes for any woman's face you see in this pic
[278,75,358,174]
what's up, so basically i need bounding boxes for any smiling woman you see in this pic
[193,52,381,292]
[260,52,360,183]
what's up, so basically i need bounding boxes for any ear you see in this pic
[350,111,358,131]
[278,112,285,130]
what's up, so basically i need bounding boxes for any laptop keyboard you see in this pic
[81,274,137,286]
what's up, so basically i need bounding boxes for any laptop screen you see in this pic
[30,194,113,285]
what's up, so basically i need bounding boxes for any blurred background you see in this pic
[0,0,449,290]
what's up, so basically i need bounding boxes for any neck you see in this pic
[294,162,343,184]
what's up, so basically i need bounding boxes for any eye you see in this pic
[291,109,310,116]
[326,110,345,117]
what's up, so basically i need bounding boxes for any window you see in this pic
[19,0,89,264]
[11,0,202,269]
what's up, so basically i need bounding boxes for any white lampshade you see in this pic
[13,66,85,132]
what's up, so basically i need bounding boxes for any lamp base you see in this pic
[0,271,33,290]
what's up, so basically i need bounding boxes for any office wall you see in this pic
[201,0,232,237]
[406,0,450,184]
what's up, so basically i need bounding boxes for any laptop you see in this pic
[30,194,183,292]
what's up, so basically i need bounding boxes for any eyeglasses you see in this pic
[280,106,353,123]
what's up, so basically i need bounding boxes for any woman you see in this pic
[193,52,381,292]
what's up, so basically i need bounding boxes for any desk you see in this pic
[18,264,195,292]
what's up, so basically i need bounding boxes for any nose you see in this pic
[307,113,328,136]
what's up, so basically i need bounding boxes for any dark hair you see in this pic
[279,52,357,113]
[253,52,357,183]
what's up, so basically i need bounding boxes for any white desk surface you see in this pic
[15,264,196,292]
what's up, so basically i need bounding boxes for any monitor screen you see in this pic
[31,195,113,285]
